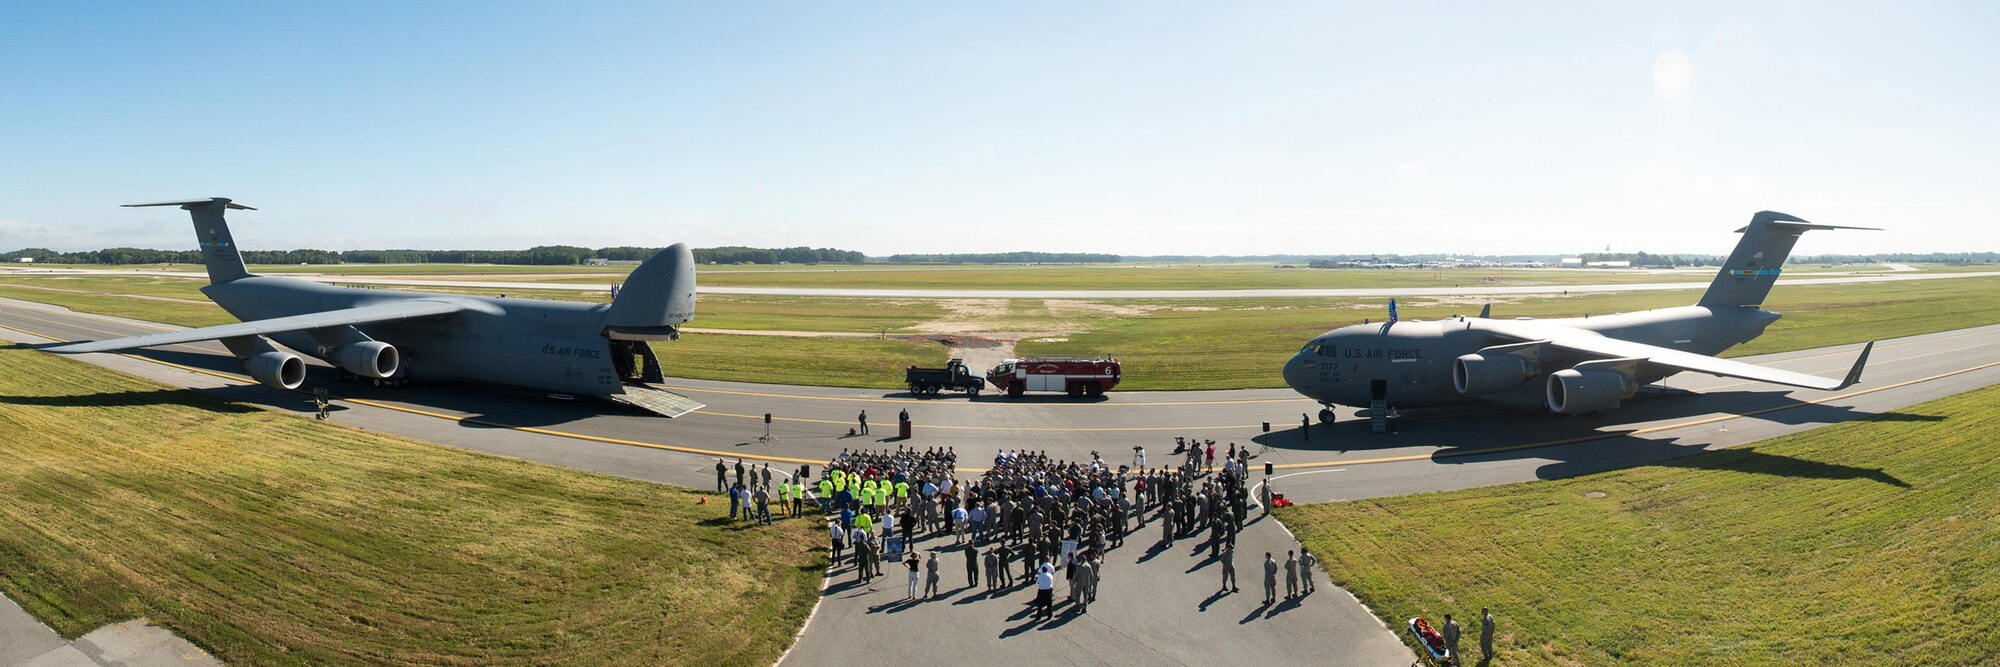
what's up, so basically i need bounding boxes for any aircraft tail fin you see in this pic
[602,243,695,337]
[124,198,255,284]
[1696,211,1877,309]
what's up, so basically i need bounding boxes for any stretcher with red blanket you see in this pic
[1407,617,1457,667]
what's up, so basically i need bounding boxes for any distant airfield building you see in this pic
[1559,257,1583,267]
[1586,260,1632,268]
[14,257,33,263]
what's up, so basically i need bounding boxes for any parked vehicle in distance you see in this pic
[986,358,1121,398]
[905,358,986,396]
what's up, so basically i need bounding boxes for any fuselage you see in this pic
[203,276,627,395]
[1281,306,1781,410]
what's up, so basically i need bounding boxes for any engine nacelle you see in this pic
[1545,368,1636,415]
[1453,353,1538,395]
[332,341,400,379]
[243,350,306,390]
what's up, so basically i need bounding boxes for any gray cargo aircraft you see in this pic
[1282,211,1876,419]
[48,198,705,417]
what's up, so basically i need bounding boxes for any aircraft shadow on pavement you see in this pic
[1247,387,1944,455]
[1237,386,1926,487]
[1429,421,1914,488]
[74,347,623,428]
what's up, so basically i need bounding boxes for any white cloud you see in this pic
[1653,50,1692,102]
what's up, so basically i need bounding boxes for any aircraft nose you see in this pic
[1282,352,1312,396]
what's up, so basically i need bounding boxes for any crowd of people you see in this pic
[782,436,1327,619]
[713,435,1500,660]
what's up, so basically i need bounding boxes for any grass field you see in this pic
[657,333,944,388]
[4,273,1999,390]
[1279,382,2000,666]
[0,345,826,666]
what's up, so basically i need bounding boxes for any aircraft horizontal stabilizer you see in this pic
[123,198,257,210]
[48,299,475,354]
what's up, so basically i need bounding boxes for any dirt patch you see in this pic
[1042,300,1165,318]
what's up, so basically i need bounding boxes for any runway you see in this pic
[2,295,1996,504]
[9,266,1999,299]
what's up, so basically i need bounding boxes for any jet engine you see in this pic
[243,350,306,390]
[1545,368,1636,415]
[332,341,400,379]
[1453,353,1539,395]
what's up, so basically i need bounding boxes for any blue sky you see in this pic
[1,2,1994,256]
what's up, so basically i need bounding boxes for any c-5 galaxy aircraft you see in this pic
[1282,211,1875,420]
[50,198,705,417]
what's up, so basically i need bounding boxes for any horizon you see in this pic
[3,3,1996,256]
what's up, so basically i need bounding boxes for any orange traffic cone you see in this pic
[698,496,708,505]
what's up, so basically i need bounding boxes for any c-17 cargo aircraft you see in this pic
[1282,211,1876,420]
[48,198,706,417]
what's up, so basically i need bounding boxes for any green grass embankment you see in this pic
[1280,383,2000,666]
[0,345,825,666]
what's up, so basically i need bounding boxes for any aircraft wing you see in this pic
[1484,321,1872,391]
[47,299,472,353]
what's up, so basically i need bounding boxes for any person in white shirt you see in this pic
[1033,563,1056,620]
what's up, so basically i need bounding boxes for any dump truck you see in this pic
[905,358,986,396]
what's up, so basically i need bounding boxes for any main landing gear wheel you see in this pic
[1319,408,1336,423]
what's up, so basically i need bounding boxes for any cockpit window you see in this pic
[1318,344,1337,357]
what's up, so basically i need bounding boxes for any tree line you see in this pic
[1,245,865,266]
[879,251,1120,264]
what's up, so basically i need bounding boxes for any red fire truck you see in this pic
[986,358,1121,398]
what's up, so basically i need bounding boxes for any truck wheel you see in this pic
[968,386,981,398]
[909,384,922,394]
[1067,385,1084,398]
[1008,384,1025,398]
[1085,382,1103,397]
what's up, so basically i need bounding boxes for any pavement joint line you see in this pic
[5,316,1999,475]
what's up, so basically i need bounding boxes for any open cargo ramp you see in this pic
[609,383,705,418]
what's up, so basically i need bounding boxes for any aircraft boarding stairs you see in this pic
[610,383,706,418]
